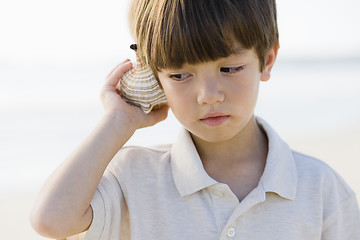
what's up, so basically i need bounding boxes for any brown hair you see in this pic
[129,0,279,72]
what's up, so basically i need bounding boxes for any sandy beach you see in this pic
[1,125,359,240]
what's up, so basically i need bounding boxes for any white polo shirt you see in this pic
[68,118,360,240]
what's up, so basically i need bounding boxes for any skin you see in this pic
[30,46,278,239]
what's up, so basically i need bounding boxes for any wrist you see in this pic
[103,111,137,128]
[91,110,138,152]
[102,110,138,133]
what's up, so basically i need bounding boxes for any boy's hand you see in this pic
[101,59,169,129]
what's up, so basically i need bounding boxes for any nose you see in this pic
[197,76,225,106]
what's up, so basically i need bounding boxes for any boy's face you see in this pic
[158,48,277,143]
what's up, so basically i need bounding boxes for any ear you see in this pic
[260,44,280,82]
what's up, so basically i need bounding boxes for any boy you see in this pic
[31,0,360,239]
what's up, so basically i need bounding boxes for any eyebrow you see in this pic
[158,46,252,72]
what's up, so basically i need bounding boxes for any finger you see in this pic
[106,59,131,80]
[106,59,131,79]
[105,61,133,87]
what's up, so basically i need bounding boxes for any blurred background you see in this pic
[0,0,359,239]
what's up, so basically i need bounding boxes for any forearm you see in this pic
[31,111,136,238]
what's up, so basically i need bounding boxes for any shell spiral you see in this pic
[117,45,167,114]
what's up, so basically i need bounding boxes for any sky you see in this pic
[0,0,360,64]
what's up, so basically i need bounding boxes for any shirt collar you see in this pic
[256,117,297,200]
[171,117,297,200]
[171,128,217,197]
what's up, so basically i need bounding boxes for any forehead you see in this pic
[159,48,257,71]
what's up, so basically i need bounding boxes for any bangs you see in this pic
[134,0,278,72]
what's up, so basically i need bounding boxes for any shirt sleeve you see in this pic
[66,168,126,240]
[322,194,360,239]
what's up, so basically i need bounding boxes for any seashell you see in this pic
[117,44,167,114]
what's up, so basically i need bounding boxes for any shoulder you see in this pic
[116,144,171,161]
[106,144,172,177]
[292,151,360,236]
[291,150,360,223]
[292,150,354,195]
[292,150,335,177]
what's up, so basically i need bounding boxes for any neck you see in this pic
[191,116,268,176]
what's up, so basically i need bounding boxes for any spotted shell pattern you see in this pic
[117,45,167,114]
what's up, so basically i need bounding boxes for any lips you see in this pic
[200,113,230,126]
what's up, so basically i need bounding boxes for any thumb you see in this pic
[106,60,133,88]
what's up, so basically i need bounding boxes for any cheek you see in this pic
[162,87,197,124]
[158,74,196,115]
[237,71,261,94]
[162,84,188,110]
[225,76,261,109]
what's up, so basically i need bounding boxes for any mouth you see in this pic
[200,113,230,126]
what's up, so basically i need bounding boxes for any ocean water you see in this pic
[1,56,359,192]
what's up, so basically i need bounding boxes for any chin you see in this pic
[190,129,238,143]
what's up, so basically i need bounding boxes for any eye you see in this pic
[220,65,244,74]
[169,73,192,81]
